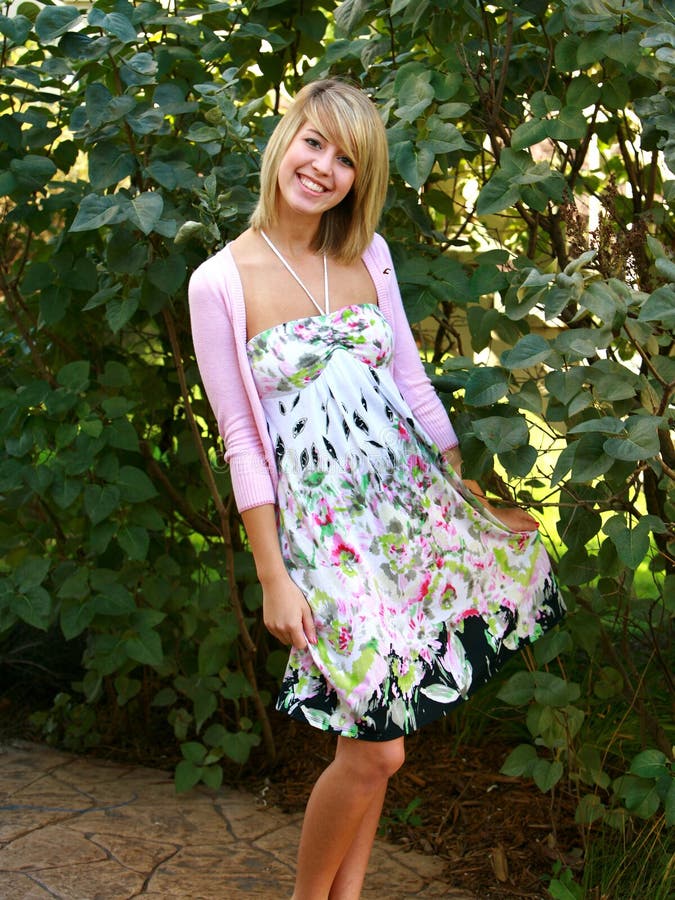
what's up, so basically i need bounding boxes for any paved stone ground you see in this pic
[0,742,475,899]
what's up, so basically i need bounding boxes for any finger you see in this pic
[290,625,308,651]
[302,603,317,646]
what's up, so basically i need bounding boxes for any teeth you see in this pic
[299,175,326,193]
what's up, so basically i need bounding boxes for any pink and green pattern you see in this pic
[247,305,565,740]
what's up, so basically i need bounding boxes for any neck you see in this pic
[265,208,322,259]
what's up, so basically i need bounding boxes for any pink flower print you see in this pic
[440,581,457,606]
[398,421,410,440]
[338,625,352,652]
[417,572,431,602]
[331,535,361,568]
[313,500,335,529]
[457,607,480,622]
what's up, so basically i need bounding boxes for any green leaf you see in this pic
[473,415,529,453]
[394,141,435,190]
[500,744,538,777]
[88,9,138,44]
[603,516,653,568]
[91,585,136,616]
[222,730,260,764]
[395,71,434,123]
[0,14,32,45]
[509,379,543,415]
[614,775,661,819]
[99,362,132,388]
[499,444,537,477]
[174,759,202,793]
[569,433,614,483]
[475,174,520,216]
[152,688,177,707]
[629,750,667,780]
[12,587,51,630]
[127,192,164,235]
[88,142,137,191]
[147,254,186,294]
[603,416,662,462]
[511,119,549,151]
[201,765,223,790]
[198,631,230,676]
[500,334,551,370]
[118,465,157,502]
[15,557,50,591]
[60,601,96,640]
[82,285,122,312]
[533,630,573,666]
[57,568,90,601]
[533,672,580,707]
[126,629,163,667]
[557,547,596,585]
[84,484,120,525]
[638,286,675,327]
[605,32,641,66]
[181,741,207,764]
[193,686,218,731]
[532,758,563,792]
[117,525,149,561]
[568,417,624,435]
[333,0,370,35]
[106,296,139,333]
[575,794,606,825]
[70,194,127,232]
[10,155,57,192]
[35,6,81,42]
[497,671,535,706]
[464,368,509,406]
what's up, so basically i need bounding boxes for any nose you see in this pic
[312,149,333,175]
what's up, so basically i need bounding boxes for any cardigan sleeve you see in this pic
[188,253,276,511]
[376,236,459,452]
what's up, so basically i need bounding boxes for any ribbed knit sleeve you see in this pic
[365,235,458,453]
[188,249,277,511]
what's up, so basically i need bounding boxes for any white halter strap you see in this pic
[260,230,329,316]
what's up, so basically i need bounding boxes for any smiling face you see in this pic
[275,122,356,223]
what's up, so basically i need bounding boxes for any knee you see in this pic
[338,738,405,783]
[378,740,405,778]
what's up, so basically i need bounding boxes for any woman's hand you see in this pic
[262,573,317,650]
[487,505,540,533]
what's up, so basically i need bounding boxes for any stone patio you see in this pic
[0,742,476,899]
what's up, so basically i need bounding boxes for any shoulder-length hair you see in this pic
[250,79,389,264]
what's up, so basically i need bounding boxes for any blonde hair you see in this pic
[250,79,389,263]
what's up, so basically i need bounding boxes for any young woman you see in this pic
[189,78,564,900]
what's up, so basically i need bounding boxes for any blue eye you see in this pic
[339,156,354,168]
[305,137,321,149]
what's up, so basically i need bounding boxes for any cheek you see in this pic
[341,171,356,194]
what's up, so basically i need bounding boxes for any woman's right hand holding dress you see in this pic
[261,572,317,650]
[241,504,317,651]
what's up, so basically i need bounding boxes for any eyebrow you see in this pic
[304,126,328,142]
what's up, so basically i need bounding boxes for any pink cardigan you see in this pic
[188,233,458,511]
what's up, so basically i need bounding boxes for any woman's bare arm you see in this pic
[241,504,317,649]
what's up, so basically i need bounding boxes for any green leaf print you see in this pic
[420,683,461,703]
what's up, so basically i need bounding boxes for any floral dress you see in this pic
[247,304,565,740]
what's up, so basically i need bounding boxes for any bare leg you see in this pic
[328,779,388,899]
[291,736,405,900]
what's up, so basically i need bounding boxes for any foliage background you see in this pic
[0,0,673,894]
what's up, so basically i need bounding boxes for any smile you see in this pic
[298,174,327,193]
